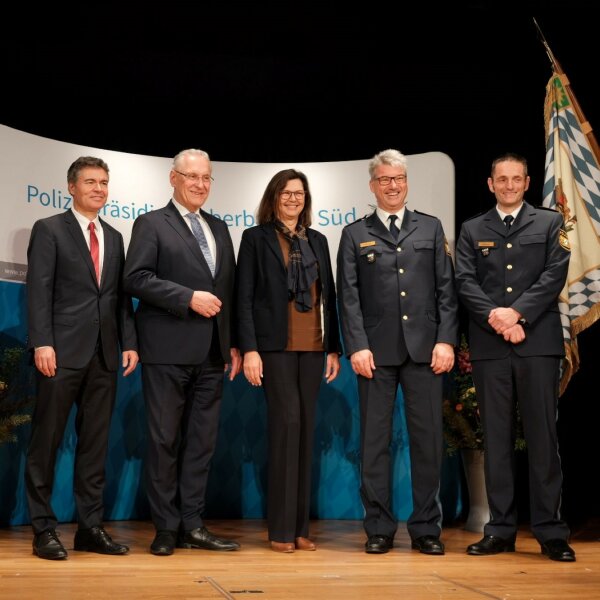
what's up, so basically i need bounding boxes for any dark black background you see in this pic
[2,4,598,528]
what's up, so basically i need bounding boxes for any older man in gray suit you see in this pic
[337,149,458,556]
[124,149,241,556]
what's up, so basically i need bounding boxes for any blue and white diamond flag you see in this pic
[543,71,600,394]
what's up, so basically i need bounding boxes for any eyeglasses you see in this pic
[173,169,214,184]
[374,175,407,186]
[280,190,306,200]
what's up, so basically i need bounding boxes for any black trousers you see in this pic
[142,340,225,533]
[472,353,570,543]
[358,359,444,541]
[25,348,116,534]
[261,351,324,543]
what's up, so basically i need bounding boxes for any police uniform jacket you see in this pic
[455,201,570,360]
[337,209,458,365]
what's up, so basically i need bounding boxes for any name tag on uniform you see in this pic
[360,241,376,247]
[477,241,496,247]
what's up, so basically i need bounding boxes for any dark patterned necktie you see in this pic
[389,214,400,240]
[186,213,215,276]
[503,214,514,231]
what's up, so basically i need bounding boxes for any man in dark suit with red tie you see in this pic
[123,149,241,556]
[25,156,139,560]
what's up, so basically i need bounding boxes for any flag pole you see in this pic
[534,17,600,160]
[533,17,563,73]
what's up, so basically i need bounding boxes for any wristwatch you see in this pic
[517,317,527,327]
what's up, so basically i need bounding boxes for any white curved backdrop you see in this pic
[0,123,454,281]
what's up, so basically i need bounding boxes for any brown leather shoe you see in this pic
[295,537,316,551]
[270,541,294,553]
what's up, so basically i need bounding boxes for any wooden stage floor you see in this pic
[1,519,599,599]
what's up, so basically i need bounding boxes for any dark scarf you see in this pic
[275,220,318,312]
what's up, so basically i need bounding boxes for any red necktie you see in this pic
[89,222,100,283]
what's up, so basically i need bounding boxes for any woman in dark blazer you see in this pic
[236,169,341,553]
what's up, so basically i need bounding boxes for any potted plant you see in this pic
[443,335,526,455]
[0,345,34,444]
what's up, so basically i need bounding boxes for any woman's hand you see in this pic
[243,350,263,386]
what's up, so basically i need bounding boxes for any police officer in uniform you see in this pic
[336,148,458,555]
[455,152,575,562]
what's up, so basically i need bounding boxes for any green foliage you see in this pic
[443,335,525,456]
[0,346,34,444]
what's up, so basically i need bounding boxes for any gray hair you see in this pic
[173,148,210,169]
[368,149,407,179]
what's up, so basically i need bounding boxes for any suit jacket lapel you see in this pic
[64,210,98,285]
[365,212,396,244]
[99,219,115,289]
[262,223,286,269]
[202,209,226,276]
[166,201,213,276]
[398,209,418,245]
[483,207,509,237]
[508,201,535,236]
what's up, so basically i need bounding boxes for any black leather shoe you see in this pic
[150,530,177,556]
[541,539,576,562]
[73,526,129,555]
[365,534,393,554]
[33,529,68,560]
[411,535,445,555]
[177,527,240,551]
[467,535,516,555]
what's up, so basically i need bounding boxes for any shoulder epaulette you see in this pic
[534,205,559,213]
[414,210,437,219]
[347,214,369,227]
[462,211,487,223]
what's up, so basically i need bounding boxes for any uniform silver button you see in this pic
[507,287,513,293]
[400,291,406,296]
[507,243,513,248]
[402,315,408,320]
[507,264,513,270]
[399,268,404,274]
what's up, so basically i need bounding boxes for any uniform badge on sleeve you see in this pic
[444,238,451,257]
[559,229,571,251]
